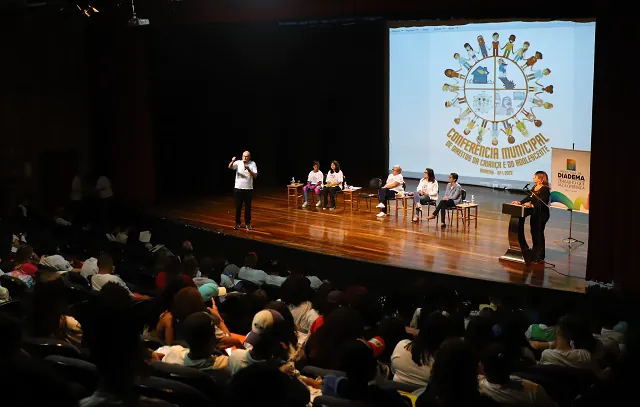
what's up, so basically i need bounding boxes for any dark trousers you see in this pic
[321,186,340,208]
[234,188,253,225]
[378,188,397,212]
[432,199,457,222]
[530,211,550,260]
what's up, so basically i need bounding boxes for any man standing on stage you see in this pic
[228,151,258,230]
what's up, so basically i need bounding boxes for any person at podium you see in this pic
[511,171,551,263]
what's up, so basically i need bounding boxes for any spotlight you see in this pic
[77,4,99,17]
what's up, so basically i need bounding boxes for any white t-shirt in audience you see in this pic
[238,266,268,285]
[386,173,404,193]
[96,176,113,199]
[91,273,133,295]
[265,274,287,286]
[289,301,319,334]
[80,257,99,279]
[391,339,434,386]
[228,349,262,375]
[40,255,73,272]
[307,275,323,290]
[479,375,557,407]
[307,170,324,185]
[539,348,594,370]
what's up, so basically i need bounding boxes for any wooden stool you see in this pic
[394,195,411,217]
[342,187,361,211]
[456,203,479,229]
[287,183,304,206]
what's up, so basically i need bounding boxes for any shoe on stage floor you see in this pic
[316,201,322,207]
[440,223,446,228]
[377,212,386,218]
[246,224,253,231]
[234,224,240,230]
[302,202,309,208]
[412,216,419,222]
[426,215,436,220]
[376,203,385,209]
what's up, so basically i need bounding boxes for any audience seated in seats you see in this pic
[155,256,195,291]
[377,316,411,364]
[192,256,216,288]
[91,253,149,300]
[196,255,235,289]
[464,309,498,356]
[7,245,38,287]
[415,339,500,407]
[302,307,365,370]
[228,363,310,407]
[154,311,229,371]
[155,286,240,348]
[81,283,173,407]
[27,271,83,347]
[322,339,411,407]
[0,313,80,406]
[261,300,303,350]
[493,311,537,371]
[309,286,344,335]
[180,256,200,285]
[479,342,558,406]
[281,274,319,334]
[79,256,99,280]
[392,311,454,386]
[525,306,561,351]
[265,259,289,287]
[237,252,268,286]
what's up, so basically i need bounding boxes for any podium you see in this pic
[500,203,533,264]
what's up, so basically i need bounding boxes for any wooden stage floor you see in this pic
[155,182,589,293]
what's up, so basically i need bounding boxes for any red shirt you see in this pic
[13,262,38,277]
[309,315,325,335]
[155,272,195,291]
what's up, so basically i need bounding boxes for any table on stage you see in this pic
[287,183,304,206]
[342,187,361,210]
[499,203,533,264]
[455,203,479,229]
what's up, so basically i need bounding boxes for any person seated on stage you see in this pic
[412,168,439,222]
[238,251,268,286]
[427,173,462,227]
[321,160,344,211]
[375,165,404,218]
[302,161,324,208]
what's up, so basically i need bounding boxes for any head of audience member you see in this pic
[425,168,436,183]
[339,340,379,395]
[183,311,219,359]
[307,307,365,369]
[377,316,410,363]
[312,160,320,172]
[391,165,402,175]
[448,172,459,184]
[229,363,310,407]
[171,287,208,326]
[556,314,597,353]
[248,309,290,363]
[14,245,35,266]
[182,256,199,279]
[419,338,480,406]
[410,311,454,366]
[494,311,532,369]
[269,259,290,278]
[344,285,381,329]
[29,271,70,339]
[264,301,298,349]
[84,283,144,402]
[199,256,215,278]
[97,253,114,275]
[330,160,340,173]
[465,313,496,355]
[163,256,184,284]
[244,252,258,269]
[280,274,312,307]
[313,286,344,318]
[480,342,511,385]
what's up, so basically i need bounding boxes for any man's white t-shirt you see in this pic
[238,266,268,285]
[539,349,594,370]
[96,176,113,199]
[40,255,73,272]
[80,257,99,279]
[386,173,404,193]
[265,274,287,287]
[479,375,558,406]
[307,170,324,185]
[232,160,258,190]
[91,273,133,295]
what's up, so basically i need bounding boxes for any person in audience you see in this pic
[494,312,536,370]
[193,256,216,287]
[27,271,82,347]
[260,301,300,351]
[154,311,229,371]
[427,172,462,227]
[302,160,324,208]
[322,340,411,407]
[8,244,38,280]
[181,255,199,281]
[413,168,439,222]
[281,274,318,334]
[375,165,405,218]
[309,287,344,335]
[465,310,498,356]
[377,316,410,364]
[0,286,9,303]
[479,342,557,406]
[91,253,149,299]
[392,311,454,386]
[228,363,310,407]
[265,259,289,286]
[198,281,227,303]
[416,338,500,407]
[155,256,195,291]
[320,160,343,211]
[539,315,600,373]
[237,251,268,286]
[208,254,236,289]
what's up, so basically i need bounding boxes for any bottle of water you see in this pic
[471,195,475,204]
[291,177,295,185]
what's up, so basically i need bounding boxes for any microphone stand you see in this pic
[522,186,555,269]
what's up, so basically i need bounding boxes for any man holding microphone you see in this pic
[228,151,258,230]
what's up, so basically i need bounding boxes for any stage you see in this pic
[154,181,589,293]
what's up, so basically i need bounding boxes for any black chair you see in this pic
[0,299,25,317]
[22,337,84,359]
[313,395,369,407]
[64,272,91,289]
[149,360,224,402]
[66,282,94,305]
[68,300,92,327]
[142,335,165,350]
[137,376,211,407]
[236,279,260,294]
[44,355,100,394]
[444,189,466,226]
[381,379,424,394]
[0,274,30,299]
[359,178,383,211]
[302,365,346,378]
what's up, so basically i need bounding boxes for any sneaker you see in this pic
[302,202,309,208]
[234,224,240,230]
[329,207,336,211]
[316,201,322,207]
[322,206,327,210]
[376,212,387,217]
[376,203,385,209]
[246,224,253,231]
[412,217,419,222]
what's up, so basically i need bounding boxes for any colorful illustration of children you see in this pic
[477,35,489,58]
[476,119,489,143]
[444,68,467,82]
[515,119,529,137]
[521,109,542,127]
[454,53,471,70]
[491,122,499,146]
[445,96,467,108]
[529,96,554,109]
[501,121,515,144]
[497,58,508,78]
[527,68,551,81]
[521,51,542,70]
[528,84,553,94]
[492,33,500,56]
[502,34,516,58]
[464,43,478,63]
[501,96,514,116]
[463,116,478,135]
[514,41,530,62]
[442,83,461,93]
[454,107,473,124]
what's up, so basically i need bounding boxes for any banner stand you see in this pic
[552,144,586,252]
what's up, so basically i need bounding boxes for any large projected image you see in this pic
[389,20,596,188]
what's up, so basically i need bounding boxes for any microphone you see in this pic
[523,183,530,190]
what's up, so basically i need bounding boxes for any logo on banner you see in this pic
[442,33,554,177]
[566,159,576,171]
[551,153,589,211]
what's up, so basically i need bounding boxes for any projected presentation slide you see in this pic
[388,20,596,188]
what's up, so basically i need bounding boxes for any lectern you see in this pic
[500,203,533,264]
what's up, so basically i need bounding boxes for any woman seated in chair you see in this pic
[375,165,404,218]
[321,160,343,211]
[427,173,462,228]
[302,161,324,208]
[412,168,439,222]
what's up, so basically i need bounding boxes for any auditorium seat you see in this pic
[44,355,100,393]
[22,337,84,359]
[137,376,211,407]
[0,299,25,317]
[0,274,30,299]
[149,360,225,402]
